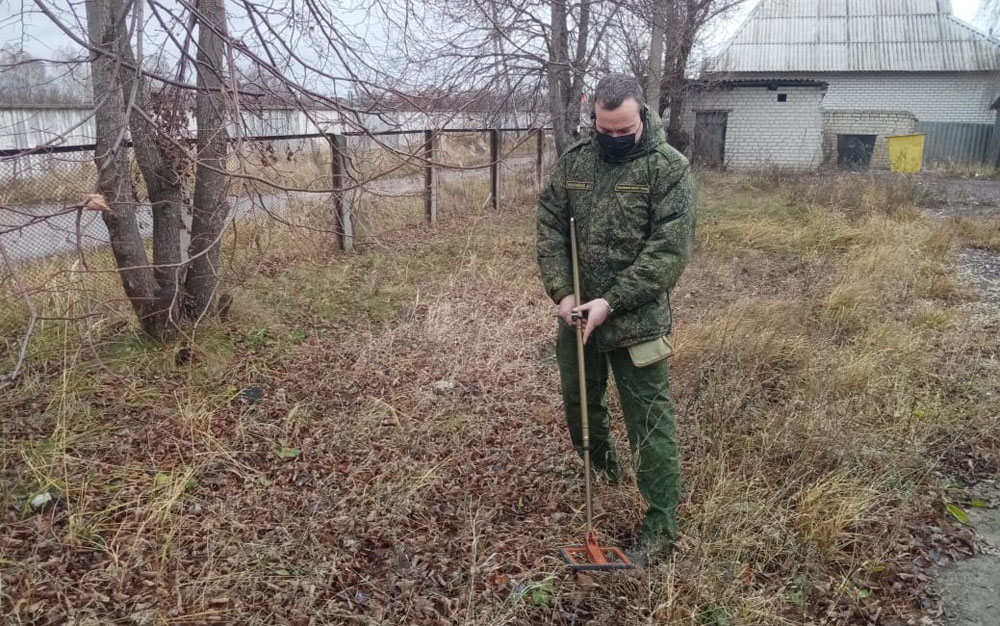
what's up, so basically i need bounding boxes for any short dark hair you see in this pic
[593,74,645,111]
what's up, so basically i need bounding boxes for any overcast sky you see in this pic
[0,0,987,60]
[951,0,983,20]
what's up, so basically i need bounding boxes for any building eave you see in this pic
[688,78,829,91]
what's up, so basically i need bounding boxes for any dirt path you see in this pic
[937,496,1000,626]
[921,175,1000,626]
[920,173,1000,217]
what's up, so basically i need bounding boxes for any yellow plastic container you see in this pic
[887,134,926,173]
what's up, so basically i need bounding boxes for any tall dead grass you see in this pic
[651,170,997,623]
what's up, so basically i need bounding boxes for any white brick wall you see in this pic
[730,72,1000,124]
[681,86,825,170]
[822,110,919,169]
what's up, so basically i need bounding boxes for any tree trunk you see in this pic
[665,25,695,151]
[646,3,667,114]
[115,11,187,306]
[548,0,573,155]
[547,0,589,156]
[184,0,232,319]
[85,0,169,339]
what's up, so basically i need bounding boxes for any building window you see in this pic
[777,94,788,102]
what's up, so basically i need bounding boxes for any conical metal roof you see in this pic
[708,0,1000,73]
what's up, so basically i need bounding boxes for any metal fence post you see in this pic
[329,133,353,252]
[535,129,544,192]
[424,129,438,224]
[490,129,500,211]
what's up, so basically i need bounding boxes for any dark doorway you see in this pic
[837,134,877,171]
[693,111,728,168]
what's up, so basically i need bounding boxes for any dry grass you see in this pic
[2,171,998,624]
[0,160,98,207]
[0,132,537,207]
[942,216,1000,252]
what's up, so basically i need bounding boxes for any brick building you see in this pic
[681,0,1000,170]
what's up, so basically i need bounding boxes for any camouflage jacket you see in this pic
[536,111,696,353]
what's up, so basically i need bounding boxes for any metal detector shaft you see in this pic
[568,217,593,537]
[558,218,632,572]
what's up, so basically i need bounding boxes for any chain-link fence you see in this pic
[0,128,555,378]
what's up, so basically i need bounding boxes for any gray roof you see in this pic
[708,0,1000,73]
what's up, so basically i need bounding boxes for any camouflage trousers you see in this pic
[556,324,681,550]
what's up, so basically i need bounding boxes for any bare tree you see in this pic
[631,0,748,151]
[547,0,594,154]
[27,0,408,340]
[84,0,172,338]
[0,45,91,105]
[384,0,622,155]
[77,0,233,337]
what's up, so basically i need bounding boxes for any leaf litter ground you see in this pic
[3,173,1000,625]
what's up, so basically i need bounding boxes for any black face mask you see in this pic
[593,108,646,161]
[595,131,637,160]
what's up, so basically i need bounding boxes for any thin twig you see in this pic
[0,240,37,391]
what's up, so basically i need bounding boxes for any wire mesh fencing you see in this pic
[1,128,555,377]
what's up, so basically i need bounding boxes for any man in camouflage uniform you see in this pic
[536,74,696,560]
